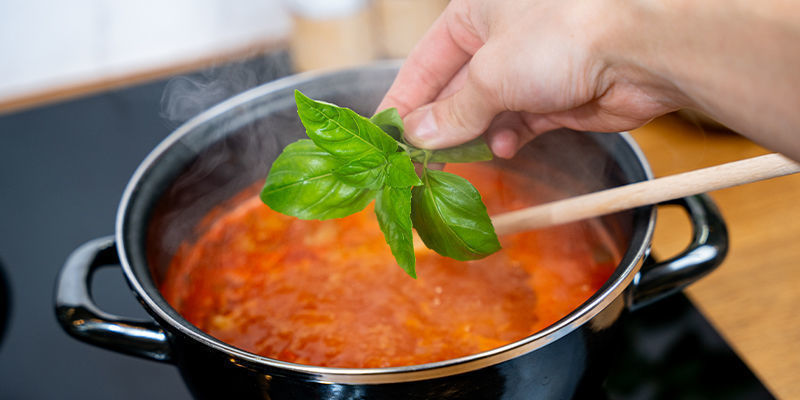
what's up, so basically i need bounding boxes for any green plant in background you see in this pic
[261,90,500,278]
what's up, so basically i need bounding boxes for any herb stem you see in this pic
[422,149,432,169]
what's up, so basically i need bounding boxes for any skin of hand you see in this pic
[377,0,800,160]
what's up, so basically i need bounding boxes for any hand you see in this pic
[378,0,800,161]
[378,0,685,158]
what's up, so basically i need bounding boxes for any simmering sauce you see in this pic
[160,163,619,368]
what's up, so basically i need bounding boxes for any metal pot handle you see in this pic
[628,194,729,310]
[54,236,172,363]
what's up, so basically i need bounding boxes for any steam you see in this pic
[507,129,619,200]
[149,52,296,282]
[160,51,293,125]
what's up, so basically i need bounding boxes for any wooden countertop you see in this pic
[630,116,800,399]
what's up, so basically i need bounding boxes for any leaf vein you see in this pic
[423,172,482,254]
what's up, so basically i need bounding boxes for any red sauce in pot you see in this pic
[160,163,619,368]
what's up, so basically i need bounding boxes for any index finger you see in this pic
[377,4,484,116]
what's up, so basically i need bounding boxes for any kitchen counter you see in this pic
[630,117,800,399]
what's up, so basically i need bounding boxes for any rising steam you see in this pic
[160,51,293,125]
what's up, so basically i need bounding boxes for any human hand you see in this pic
[377,0,687,158]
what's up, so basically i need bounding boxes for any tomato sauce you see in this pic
[160,163,619,368]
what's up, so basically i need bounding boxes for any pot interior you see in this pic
[118,62,653,368]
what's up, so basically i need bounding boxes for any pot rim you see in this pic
[115,60,656,384]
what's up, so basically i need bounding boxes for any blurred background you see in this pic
[0,1,797,399]
[0,0,448,115]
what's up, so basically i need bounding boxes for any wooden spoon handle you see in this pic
[491,153,800,235]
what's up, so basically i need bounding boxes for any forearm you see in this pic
[609,0,800,159]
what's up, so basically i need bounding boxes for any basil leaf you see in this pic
[429,138,493,163]
[411,169,501,260]
[295,90,398,161]
[386,152,422,188]
[334,152,387,189]
[263,93,502,278]
[261,140,375,220]
[370,107,404,141]
[375,186,416,278]
[408,138,493,164]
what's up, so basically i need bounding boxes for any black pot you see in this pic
[55,62,728,399]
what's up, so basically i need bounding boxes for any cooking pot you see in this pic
[54,61,727,399]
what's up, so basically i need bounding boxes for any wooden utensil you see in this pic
[491,153,800,235]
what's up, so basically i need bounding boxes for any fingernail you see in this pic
[405,108,439,147]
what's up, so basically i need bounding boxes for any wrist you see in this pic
[599,0,800,160]
[594,0,694,110]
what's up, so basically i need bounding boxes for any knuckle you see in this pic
[444,95,476,131]
[467,50,512,112]
[445,0,484,51]
[467,55,497,95]
[381,93,415,117]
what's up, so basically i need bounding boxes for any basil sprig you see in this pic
[261,90,501,278]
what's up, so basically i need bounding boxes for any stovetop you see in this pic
[0,52,775,400]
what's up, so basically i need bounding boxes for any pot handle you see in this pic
[628,194,729,310]
[54,236,172,363]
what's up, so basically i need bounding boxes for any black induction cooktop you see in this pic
[0,51,774,400]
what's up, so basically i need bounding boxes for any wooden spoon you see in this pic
[491,153,800,235]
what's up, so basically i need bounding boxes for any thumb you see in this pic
[403,60,504,149]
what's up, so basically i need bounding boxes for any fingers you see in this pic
[434,64,469,101]
[485,112,560,158]
[486,128,520,159]
[486,113,526,159]
[402,47,506,149]
[542,102,659,133]
[376,3,483,116]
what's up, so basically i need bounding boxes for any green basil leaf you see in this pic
[408,138,493,164]
[334,152,387,189]
[411,169,501,260]
[295,90,398,161]
[264,93,501,278]
[370,107,404,141]
[261,140,375,220]
[375,186,416,278]
[386,152,422,188]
